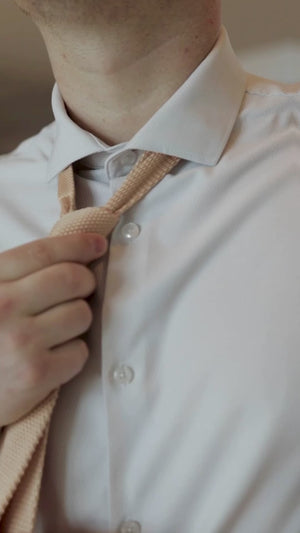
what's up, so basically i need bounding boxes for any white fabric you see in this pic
[0,25,300,533]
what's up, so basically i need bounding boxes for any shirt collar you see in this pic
[46,25,247,183]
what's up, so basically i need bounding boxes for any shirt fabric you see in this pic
[0,25,300,533]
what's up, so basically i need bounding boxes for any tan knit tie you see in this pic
[0,150,180,532]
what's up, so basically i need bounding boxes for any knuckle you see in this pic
[78,339,89,359]
[86,269,97,291]
[79,233,91,247]
[6,319,37,352]
[78,299,93,326]
[21,356,48,389]
[75,340,89,373]
[32,241,53,267]
[0,287,16,320]
[63,264,86,292]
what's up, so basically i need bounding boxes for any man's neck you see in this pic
[37,2,221,146]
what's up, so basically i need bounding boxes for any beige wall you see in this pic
[1,0,299,154]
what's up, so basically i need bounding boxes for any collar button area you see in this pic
[121,150,138,167]
[119,520,141,533]
[112,364,135,386]
[120,222,141,242]
[106,150,138,179]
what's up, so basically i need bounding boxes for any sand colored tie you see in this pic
[0,150,181,532]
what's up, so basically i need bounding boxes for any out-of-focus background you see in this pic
[1,0,299,154]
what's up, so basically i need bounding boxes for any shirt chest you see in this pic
[2,160,299,532]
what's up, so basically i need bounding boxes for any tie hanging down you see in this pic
[0,150,181,533]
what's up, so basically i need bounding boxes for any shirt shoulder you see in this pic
[233,72,299,149]
[244,72,300,98]
[0,121,56,180]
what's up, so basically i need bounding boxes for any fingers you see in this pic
[34,299,93,349]
[0,233,107,282]
[12,262,97,316]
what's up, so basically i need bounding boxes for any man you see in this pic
[0,1,299,532]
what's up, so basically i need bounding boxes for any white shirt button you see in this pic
[119,520,141,533]
[121,222,141,242]
[112,364,135,385]
[121,150,138,166]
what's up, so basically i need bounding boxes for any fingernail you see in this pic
[93,236,107,254]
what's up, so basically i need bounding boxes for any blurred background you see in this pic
[1,0,300,154]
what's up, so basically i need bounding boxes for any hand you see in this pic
[0,233,107,427]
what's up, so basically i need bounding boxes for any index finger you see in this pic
[0,233,108,282]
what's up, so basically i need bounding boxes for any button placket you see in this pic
[120,222,141,242]
[112,364,135,386]
[101,172,147,526]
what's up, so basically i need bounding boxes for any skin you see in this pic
[14,0,222,145]
[0,1,221,426]
[0,233,108,426]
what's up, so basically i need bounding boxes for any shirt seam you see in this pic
[245,88,300,97]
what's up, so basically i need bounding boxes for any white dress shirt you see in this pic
[0,26,300,533]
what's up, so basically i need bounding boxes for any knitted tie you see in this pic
[0,150,181,532]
